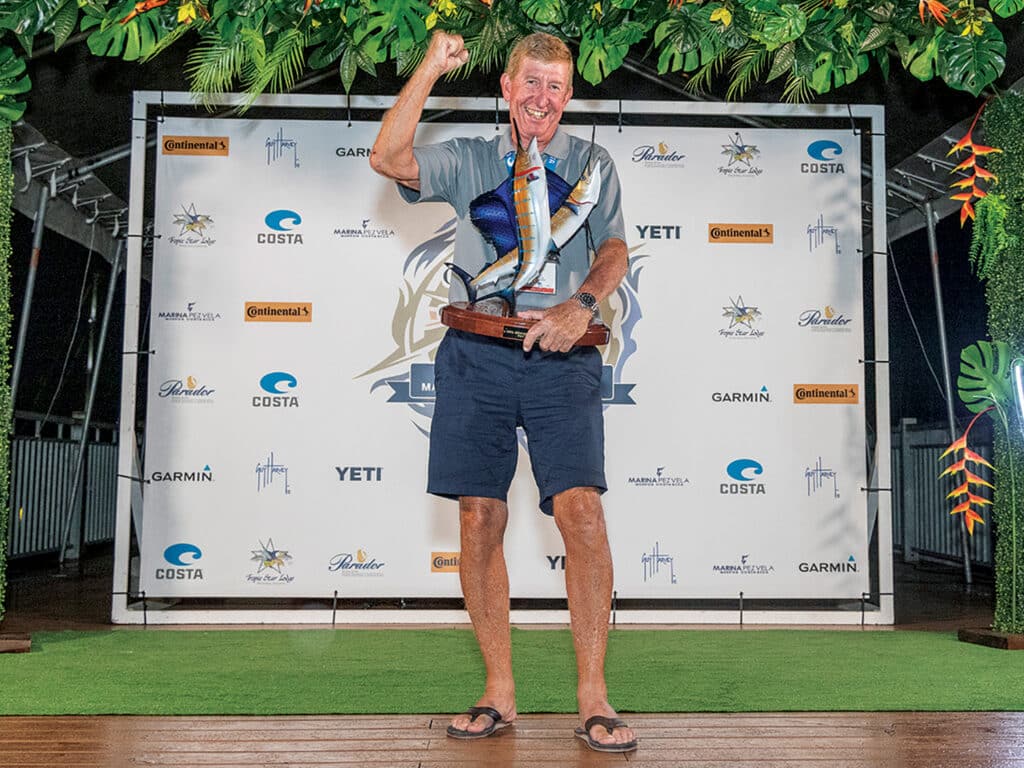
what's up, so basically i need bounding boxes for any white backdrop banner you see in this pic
[140,114,868,601]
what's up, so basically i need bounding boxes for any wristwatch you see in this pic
[572,291,599,315]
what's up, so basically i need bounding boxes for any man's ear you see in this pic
[500,72,512,101]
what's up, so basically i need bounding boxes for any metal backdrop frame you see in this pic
[113,92,891,625]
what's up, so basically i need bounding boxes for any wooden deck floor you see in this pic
[2,712,1023,767]
[1,555,1013,767]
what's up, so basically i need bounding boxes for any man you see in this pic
[370,30,636,753]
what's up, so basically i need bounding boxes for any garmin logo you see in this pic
[712,388,770,403]
[799,558,858,573]
[150,467,214,483]
[336,147,371,158]
[162,136,229,156]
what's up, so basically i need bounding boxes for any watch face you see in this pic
[576,292,597,310]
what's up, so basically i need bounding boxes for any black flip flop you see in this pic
[446,706,513,739]
[574,715,638,753]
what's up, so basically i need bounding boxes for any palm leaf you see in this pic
[141,19,199,63]
[725,43,768,100]
[684,47,729,93]
[241,27,306,106]
[185,30,247,106]
[781,72,814,102]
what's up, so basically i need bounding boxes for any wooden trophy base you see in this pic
[440,302,610,346]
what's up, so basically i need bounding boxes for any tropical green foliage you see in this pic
[968,90,1024,634]
[0,119,11,621]
[0,0,1019,106]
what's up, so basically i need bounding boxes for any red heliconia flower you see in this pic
[919,0,950,24]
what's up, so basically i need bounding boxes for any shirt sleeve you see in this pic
[586,146,627,249]
[396,140,462,206]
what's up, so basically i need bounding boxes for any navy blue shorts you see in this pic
[428,329,606,515]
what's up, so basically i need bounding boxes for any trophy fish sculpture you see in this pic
[446,135,603,316]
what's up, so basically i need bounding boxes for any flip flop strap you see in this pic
[466,706,503,724]
[583,715,627,735]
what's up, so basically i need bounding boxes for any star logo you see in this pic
[173,203,213,237]
[721,132,760,167]
[250,538,292,573]
[722,296,762,329]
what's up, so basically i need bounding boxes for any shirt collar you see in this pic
[497,126,569,164]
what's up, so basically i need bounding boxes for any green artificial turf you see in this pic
[1,629,1023,714]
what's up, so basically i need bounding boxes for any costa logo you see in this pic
[260,372,297,394]
[164,543,202,566]
[807,140,843,161]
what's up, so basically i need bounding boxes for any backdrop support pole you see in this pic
[57,240,124,569]
[924,200,973,588]
[10,184,49,413]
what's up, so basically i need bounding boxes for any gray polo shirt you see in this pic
[398,127,625,311]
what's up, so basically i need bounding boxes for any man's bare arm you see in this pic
[520,237,629,353]
[369,32,468,189]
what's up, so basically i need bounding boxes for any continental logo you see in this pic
[431,551,460,573]
[244,302,312,322]
[708,224,773,243]
[793,384,859,404]
[162,136,230,156]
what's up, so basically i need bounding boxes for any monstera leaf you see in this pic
[0,45,29,121]
[958,340,1014,413]
[990,0,1024,17]
[83,0,176,62]
[940,23,1005,96]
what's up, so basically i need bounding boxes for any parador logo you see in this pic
[162,136,230,156]
[244,302,312,322]
[793,384,859,404]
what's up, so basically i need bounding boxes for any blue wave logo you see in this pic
[807,140,843,161]
[265,209,302,231]
[164,542,202,566]
[727,459,763,482]
[260,371,297,394]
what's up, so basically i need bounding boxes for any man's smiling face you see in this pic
[500,57,573,153]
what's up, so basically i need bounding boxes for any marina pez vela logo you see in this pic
[357,219,640,439]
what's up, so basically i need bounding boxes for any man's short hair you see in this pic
[506,32,574,80]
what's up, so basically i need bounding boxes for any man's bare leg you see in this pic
[553,486,636,748]
[448,496,518,734]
